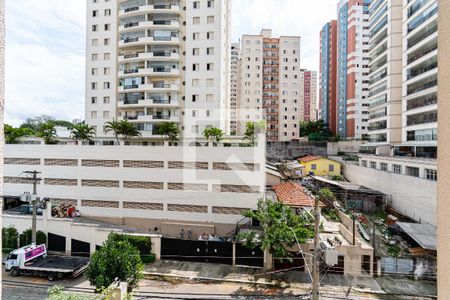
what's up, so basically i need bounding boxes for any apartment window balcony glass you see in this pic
[370,29,387,52]
[369,5,387,28]
[370,55,387,73]
[407,74,437,95]
[406,57,437,80]
[408,0,431,18]
[369,81,387,97]
[369,0,384,15]
[426,169,437,181]
[407,20,437,49]
[371,42,388,61]
[368,120,387,131]
[407,92,437,110]
[369,94,387,108]
[406,166,420,177]
[120,31,146,42]
[369,108,387,120]
[369,67,387,85]
[120,77,144,89]
[120,92,145,104]
[369,133,387,143]
[407,2,438,33]
[407,128,437,141]
[370,16,388,37]
[407,38,437,64]
[406,110,437,126]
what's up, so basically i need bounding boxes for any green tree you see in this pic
[243,122,256,146]
[203,127,224,143]
[2,226,19,253]
[300,120,335,141]
[118,120,142,141]
[154,122,180,142]
[86,233,144,292]
[36,121,58,144]
[237,199,314,259]
[21,115,55,131]
[4,124,34,144]
[104,119,122,144]
[19,229,47,247]
[70,122,96,142]
[317,188,337,206]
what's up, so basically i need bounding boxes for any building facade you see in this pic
[3,140,265,236]
[238,29,302,142]
[299,69,317,122]
[230,42,241,134]
[319,20,338,134]
[400,0,438,159]
[367,0,403,146]
[337,0,370,140]
[85,0,231,140]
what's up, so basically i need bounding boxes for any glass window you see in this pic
[426,169,437,181]
[311,164,317,170]
[329,164,334,172]
[393,164,402,174]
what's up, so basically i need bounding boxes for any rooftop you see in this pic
[298,155,324,163]
[273,182,323,208]
[311,176,385,195]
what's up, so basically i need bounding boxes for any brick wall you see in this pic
[4,158,40,165]
[81,159,120,167]
[168,204,208,213]
[81,200,119,208]
[44,178,78,186]
[123,181,164,190]
[168,183,209,191]
[123,160,164,168]
[44,158,78,166]
[81,179,120,188]
[123,202,163,210]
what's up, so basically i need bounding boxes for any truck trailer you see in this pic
[5,244,90,281]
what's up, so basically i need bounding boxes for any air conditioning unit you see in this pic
[320,240,338,266]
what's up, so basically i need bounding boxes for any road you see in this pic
[2,269,436,300]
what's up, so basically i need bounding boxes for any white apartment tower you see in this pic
[367,0,403,146]
[85,0,231,139]
[230,42,241,134]
[399,0,438,158]
[238,29,302,142]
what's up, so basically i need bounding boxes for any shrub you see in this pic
[109,234,153,264]
[19,229,47,247]
[2,226,19,253]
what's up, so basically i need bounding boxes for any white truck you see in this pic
[5,244,90,281]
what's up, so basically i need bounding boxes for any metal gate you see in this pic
[235,243,264,267]
[48,233,66,254]
[161,238,233,265]
[71,239,90,257]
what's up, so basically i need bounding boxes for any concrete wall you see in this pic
[266,141,327,162]
[4,142,265,228]
[327,141,363,155]
[343,163,436,225]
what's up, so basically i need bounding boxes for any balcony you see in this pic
[119,83,179,93]
[118,66,179,77]
[119,4,181,17]
[119,51,180,63]
[119,36,180,48]
[406,74,437,96]
[406,58,437,81]
[119,20,180,32]
[406,92,437,111]
[406,110,437,126]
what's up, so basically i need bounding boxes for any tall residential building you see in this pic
[85,0,231,140]
[399,0,438,158]
[319,20,338,134]
[230,42,241,134]
[299,69,317,122]
[238,29,302,142]
[337,0,371,139]
[367,0,403,145]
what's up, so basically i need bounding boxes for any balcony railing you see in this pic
[124,7,139,13]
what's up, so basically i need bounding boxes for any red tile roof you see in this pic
[298,155,323,163]
[273,182,321,208]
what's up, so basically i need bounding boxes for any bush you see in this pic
[109,234,153,263]
[86,233,144,291]
[2,226,19,253]
[19,229,47,247]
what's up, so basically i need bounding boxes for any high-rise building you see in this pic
[299,69,317,122]
[230,42,241,134]
[319,20,338,134]
[337,0,371,139]
[238,29,302,142]
[399,0,438,158]
[85,0,231,140]
[367,0,403,146]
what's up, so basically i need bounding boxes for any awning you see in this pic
[396,222,436,251]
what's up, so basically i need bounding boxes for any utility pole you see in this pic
[23,170,42,244]
[312,196,321,300]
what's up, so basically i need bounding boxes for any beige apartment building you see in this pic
[237,29,304,142]
[299,69,317,122]
[85,0,231,140]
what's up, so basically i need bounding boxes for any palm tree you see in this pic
[104,119,122,144]
[203,127,224,144]
[70,121,96,142]
[155,122,180,143]
[119,120,142,141]
[243,122,256,146]
[37,121,58,144]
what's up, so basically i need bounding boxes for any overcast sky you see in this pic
[4,0,336,126]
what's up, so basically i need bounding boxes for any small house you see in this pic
[298,155,341,177]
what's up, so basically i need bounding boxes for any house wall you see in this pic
[343,162,436,225]
[301,159,341,177]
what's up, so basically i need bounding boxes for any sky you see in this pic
[4,0,336,126]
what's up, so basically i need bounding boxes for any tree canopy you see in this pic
[70,122,96,142]
[154,122,180,142]
[86,233,144,292]
[203,127,224,143]
[243,121,266,146]
[4,125,34,144]
[237,199,314,259]
[299,120,338,141]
